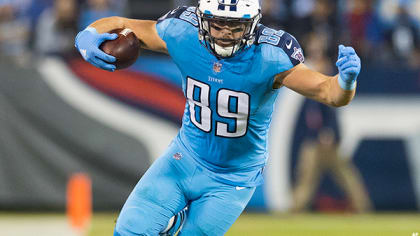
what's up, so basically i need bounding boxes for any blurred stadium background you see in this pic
[1,0,420,235]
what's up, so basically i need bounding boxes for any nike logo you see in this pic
[235,186,246,190]
[286,40,293,50]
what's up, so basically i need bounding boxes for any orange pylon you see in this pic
[67,173,92,232]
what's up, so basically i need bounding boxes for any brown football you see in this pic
[100,28,141,70]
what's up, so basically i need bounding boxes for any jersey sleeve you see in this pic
[156,6,199,42]
[278,32,305,66]
[255,25,305,72]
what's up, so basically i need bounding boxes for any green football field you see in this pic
[89,212,420,236]
[1,212,419,235]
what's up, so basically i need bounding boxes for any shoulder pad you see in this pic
[255,25,305,66]
[157,6,198,27]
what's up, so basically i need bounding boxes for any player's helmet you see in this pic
[197,0,261,58]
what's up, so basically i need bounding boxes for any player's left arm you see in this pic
[276,45,360,107]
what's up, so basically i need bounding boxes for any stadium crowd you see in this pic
[1,0,420,68]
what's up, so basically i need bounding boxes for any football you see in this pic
[100,28,141,70]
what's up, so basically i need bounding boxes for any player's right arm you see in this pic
[90,17,167,53]
[74,17,167,71]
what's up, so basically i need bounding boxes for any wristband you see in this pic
[338,75,356,90]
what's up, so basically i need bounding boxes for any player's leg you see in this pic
[328,149,372,213]
[114,144,189,236]
[292,140,323,212]
[179,183,255,235]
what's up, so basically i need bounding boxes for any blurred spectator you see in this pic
[34,0,79,56]
[304,32,333,75]
[25,0,53,50]
[0,1,31,65]
[343,0,385,61]
[292,99,373,213]
[406,0,420,27]
[260,0,289,29]
[343,0,420,66]
[0,0,33,16]
[291,0,315,19]
[385,4,420,67]
[79,0,123,30]
[375,0,420,28]
[292,35,372,213]
[1,0,417,67]
[290,0,340,60]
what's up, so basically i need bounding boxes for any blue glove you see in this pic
[75,27,118,72]
[336,45,361,90]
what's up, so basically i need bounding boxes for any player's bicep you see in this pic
[272,32,311,91]
[125,19,168,54]
[277,63,329,100]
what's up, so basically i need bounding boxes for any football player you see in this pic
[75,0,361,235]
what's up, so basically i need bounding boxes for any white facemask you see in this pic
[213,43,240,57]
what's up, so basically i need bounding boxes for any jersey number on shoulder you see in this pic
[186,77,249,138]
[179,7,198,26]
[258,28,285,46]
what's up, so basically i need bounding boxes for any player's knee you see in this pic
[115,206,161,236]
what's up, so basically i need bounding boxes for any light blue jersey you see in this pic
[114,6,306,236]
[156,6,304,187]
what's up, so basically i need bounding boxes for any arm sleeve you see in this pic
[279,32,305,67]
[156,17,175,41]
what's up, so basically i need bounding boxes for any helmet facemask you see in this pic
[197,2,261,58]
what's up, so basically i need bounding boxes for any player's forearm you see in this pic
[282,66,355,107]
[323,75,356,107]
[89,17,167,53]
[302,71,355,107]
[89,16,126,34]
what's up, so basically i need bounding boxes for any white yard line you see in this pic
[0,215,79,236]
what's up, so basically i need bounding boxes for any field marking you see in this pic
[0,215,77,236]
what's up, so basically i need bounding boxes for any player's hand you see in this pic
[336,45,361,90]
[75,27,118,72]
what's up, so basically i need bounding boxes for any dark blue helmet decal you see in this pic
[218,0,238,11]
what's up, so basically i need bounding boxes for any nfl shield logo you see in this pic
[173,152,182,160]
[213,62,222,73]
[291,47,305,63]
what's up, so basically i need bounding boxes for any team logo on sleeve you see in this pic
[291,47,304,63]
[213,62,222,73]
